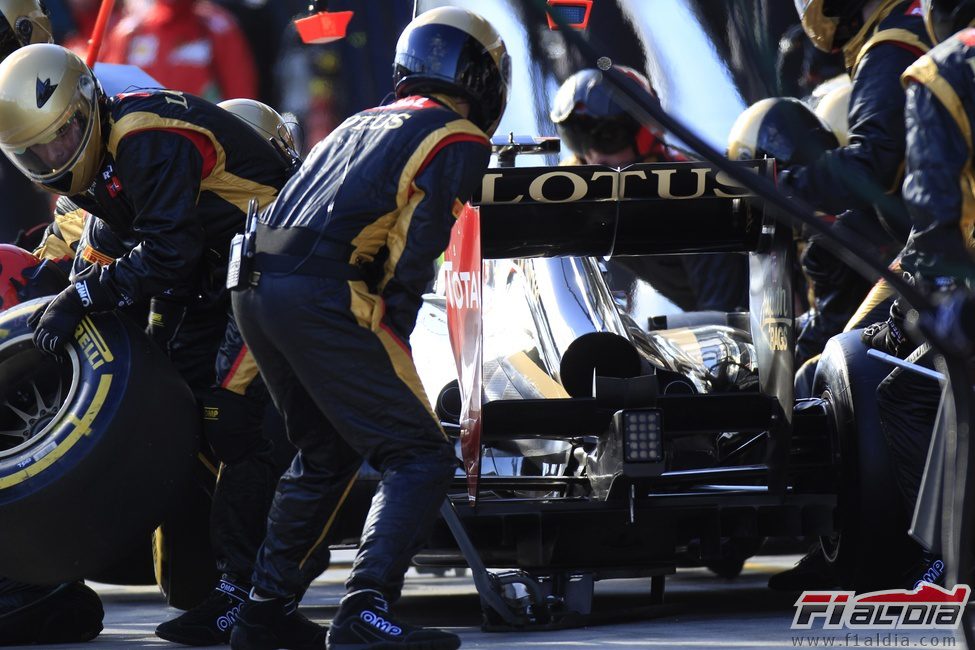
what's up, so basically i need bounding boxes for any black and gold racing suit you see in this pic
[788,0,932,365]
[68,89,291,582]
[33,197,134,277]
[877,28,975,529]
[232,95,491,600]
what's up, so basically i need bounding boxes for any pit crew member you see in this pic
[552,65,749,313]
[229,8,508,650]
[0,44,293,646]
[872,0,975,588]
[769,0,932,590]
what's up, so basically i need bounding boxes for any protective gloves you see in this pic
[28,265,119,355]
[861,298,911,358]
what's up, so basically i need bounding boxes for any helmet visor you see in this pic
[0,16,20,60]
[921,0,972,43]
[558,112,641,158]
[4,74,96,183]
[793,0,840,51]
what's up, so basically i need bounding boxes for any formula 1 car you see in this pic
[403,153,914,628]
[0,155,907,626]
[0,0,919,627]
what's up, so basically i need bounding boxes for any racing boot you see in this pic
[156,575,249,646]
[768,546,839,591]
[326,589,460,650]
[0,580,103,645]
[903,552,946,590]
[229,590,325,650]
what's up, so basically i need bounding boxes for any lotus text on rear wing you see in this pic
[475,161,766,205]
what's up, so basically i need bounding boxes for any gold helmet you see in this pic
[0,0,52,61]
[0,43,104,196]
[794,0,869,52]
[814,82,852,146]
[217,98,300,159]
[727,97,838,167]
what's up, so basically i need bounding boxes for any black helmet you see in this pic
[393,7,510,135]
[727,97,839,167]
[550,65,663,162]
[794,0,869,52]
[922,0,975,43]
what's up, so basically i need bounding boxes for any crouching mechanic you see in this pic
[782,0,932,366]
[867,0,975,588]
[229,7,507,650]
[765,0,932,591]
[0,44,294,645]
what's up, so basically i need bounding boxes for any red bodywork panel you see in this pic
[444,204,483,502]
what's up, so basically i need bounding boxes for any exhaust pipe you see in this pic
[558,332,643,398]
[435,380,462,424]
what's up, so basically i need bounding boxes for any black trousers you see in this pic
[876,346,942,517]
[233,273,456,600]
[167,297,278,581]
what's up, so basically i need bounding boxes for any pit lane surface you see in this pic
[43,553,965,649]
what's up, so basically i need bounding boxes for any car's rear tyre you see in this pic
[88,537,156,586]
[153,465,220,610]
[0,299,200,584]
[814,331,917,590]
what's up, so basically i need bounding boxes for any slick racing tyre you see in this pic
[814,331,916,591]
[0,298,200,584]
[88,536,156,586]
[154,452,220,610]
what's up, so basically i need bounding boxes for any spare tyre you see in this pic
[0,298,200,584]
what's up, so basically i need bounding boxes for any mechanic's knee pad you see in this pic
[198,387,266,465]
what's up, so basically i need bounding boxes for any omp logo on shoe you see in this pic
[76,316,114,370]
[360,610,402,636]
[217,580,246,600]
[216,603,241,632]
[917,560,946,588]
[792,584,970,630]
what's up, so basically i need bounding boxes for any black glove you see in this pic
[29,286,86,354]
[146,295,187,353]
[861,298,911,358]
[28,267,118,355]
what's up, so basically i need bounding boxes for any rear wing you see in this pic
[447,159,794,500]
[471,160,770,259]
